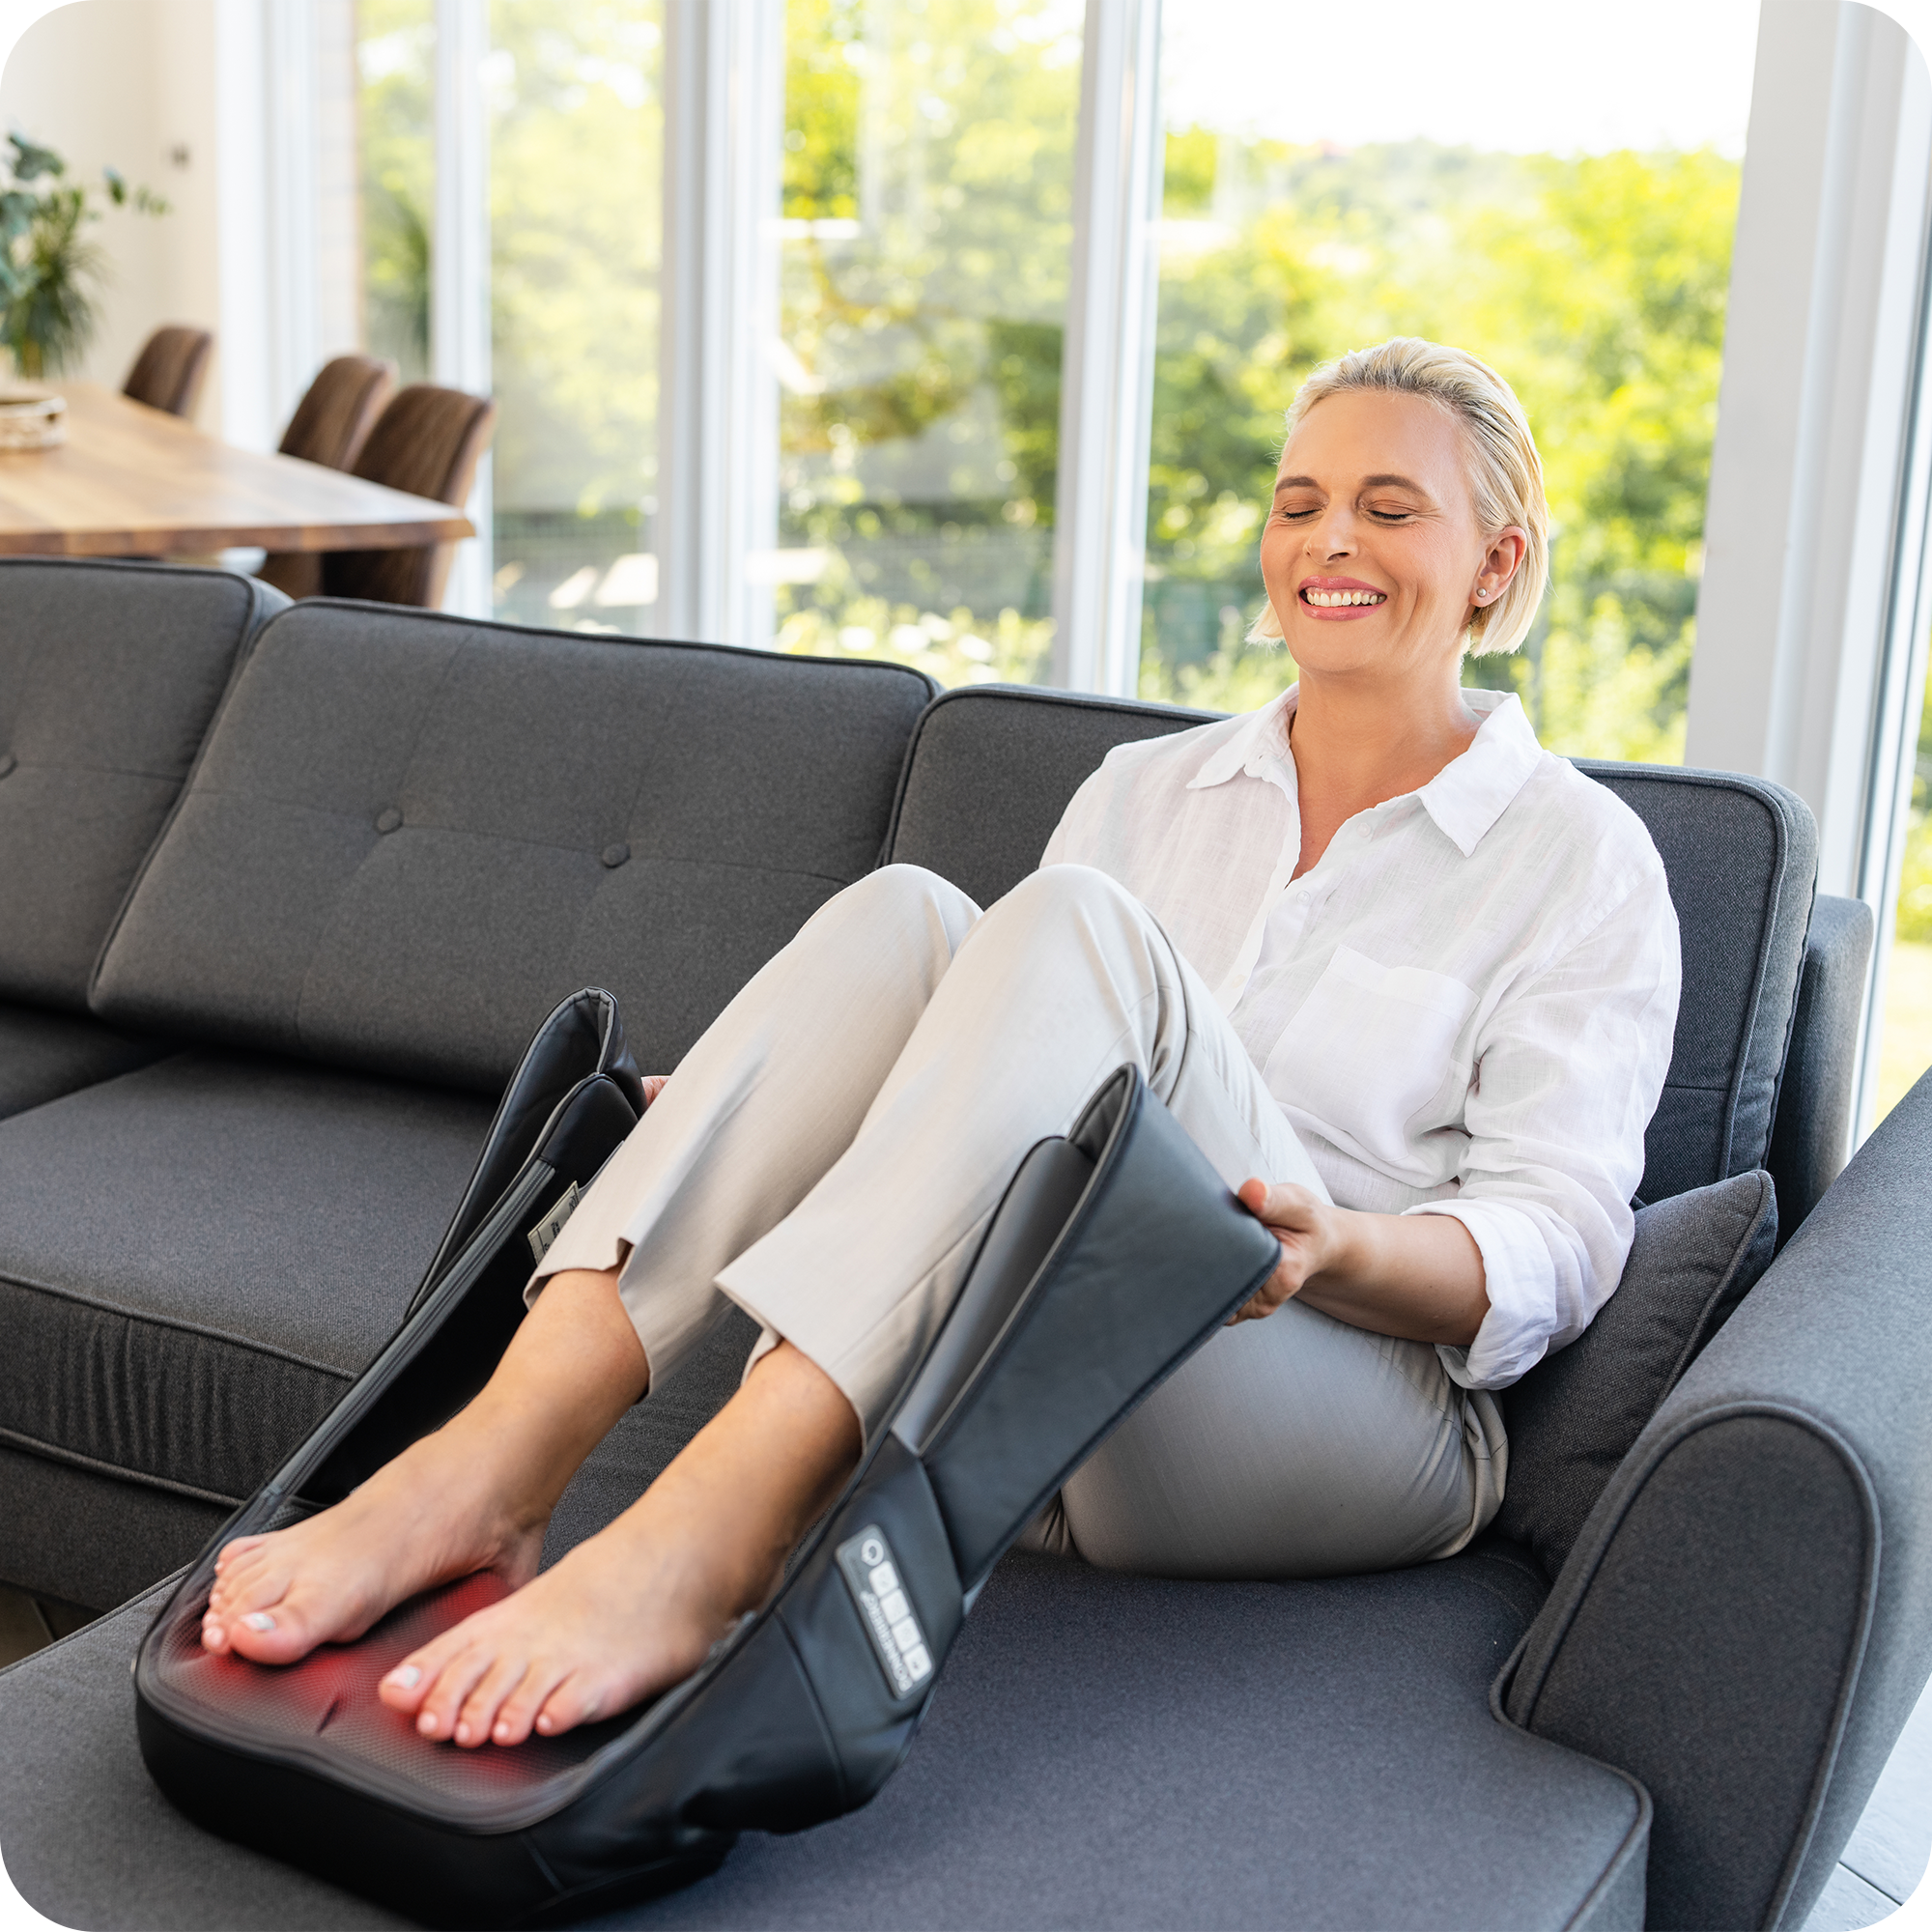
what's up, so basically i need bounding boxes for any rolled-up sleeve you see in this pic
[1406,867,1681,1389]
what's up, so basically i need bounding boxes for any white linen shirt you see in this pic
[1039,684,1681,1390]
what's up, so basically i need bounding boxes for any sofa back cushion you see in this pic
[93,603,933,1091]
[0,559,281,1012]
[885,686,1818,1200]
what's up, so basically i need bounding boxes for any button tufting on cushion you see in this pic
[601,841,630,867]
[374,808,403,833]
[0,753,14,779]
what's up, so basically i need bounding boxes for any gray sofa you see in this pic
[0,556,1917,1931]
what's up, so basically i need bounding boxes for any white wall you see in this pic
[0,0,229,429]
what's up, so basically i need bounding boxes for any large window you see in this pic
[486,2,664,633]
[357,0,665,633]
[1140,0,1759,747]
[356,0,434,384]
[770,0,1082,688]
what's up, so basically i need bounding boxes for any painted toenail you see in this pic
[387,1664,422,1690]
[243,1612,276,1632]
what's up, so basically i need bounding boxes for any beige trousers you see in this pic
[531,864,1505,1579]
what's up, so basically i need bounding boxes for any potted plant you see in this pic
[1,132,167,382]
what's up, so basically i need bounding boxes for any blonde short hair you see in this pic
[1248,337,1549,657]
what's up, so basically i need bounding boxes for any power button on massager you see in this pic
[837,1525,933,1700]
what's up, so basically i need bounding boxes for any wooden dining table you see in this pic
[0,382,473,557]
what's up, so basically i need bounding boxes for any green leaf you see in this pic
[6,134,65,183]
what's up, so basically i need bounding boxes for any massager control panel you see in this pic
[836,1526,933,1700]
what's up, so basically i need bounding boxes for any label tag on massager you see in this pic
[836,1525,933,1700]
[526,1181,582,1264]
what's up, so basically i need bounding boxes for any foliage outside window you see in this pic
[485,2,665,634]
[1137,134,1739,761]
[356,0,434,382]
[772,0,1082,691]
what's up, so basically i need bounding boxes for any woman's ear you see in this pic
[1474,526,1529,604]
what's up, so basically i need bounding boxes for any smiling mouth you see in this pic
[1300,587,1386,608]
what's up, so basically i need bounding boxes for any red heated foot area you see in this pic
[154,1572,622,1802]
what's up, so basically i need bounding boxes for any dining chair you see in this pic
[256,356,398,599]
[122,327,213,419]
[318,384,497,610]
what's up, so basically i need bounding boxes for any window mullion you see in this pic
[432,0,491,614]
[657,0,782,647]
[1050,0,1163,697]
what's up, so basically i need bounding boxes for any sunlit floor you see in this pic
[1803,1676,1932,1928]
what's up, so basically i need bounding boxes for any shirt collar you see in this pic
[1184,687,1297,791]
[1184,683,1543,858]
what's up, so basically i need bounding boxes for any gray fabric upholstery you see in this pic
[1504,1071,1932,1930]
[92,604,936,1091]
[1496,1170,1777,1581]
[888,691,1818,1202]
[0,1442,228,1612]
[1575,763,1818,1204]
[0,558,284,1011]
[1767,893,1875,1241]
[0,1539,1645,1931]
[0,1052,492,1533]
[885,686,1211,909]
[0,1002,162,1120]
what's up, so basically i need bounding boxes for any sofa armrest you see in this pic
[1767,894,1874,1239]
[1502,1069,1932,1930]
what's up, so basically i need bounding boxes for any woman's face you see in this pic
[1258,388,1525,686]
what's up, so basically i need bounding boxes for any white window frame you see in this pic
[430,0,491,615]
[1688,0,1932,1144]
[1049,0,1164,697]
[653,0,784,648]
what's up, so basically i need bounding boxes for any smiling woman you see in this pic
[194,329,1681,1738]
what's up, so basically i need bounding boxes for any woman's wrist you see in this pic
[1308,1203,1373,1287]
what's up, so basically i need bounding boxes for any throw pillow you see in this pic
[1494,1169,1778,1580]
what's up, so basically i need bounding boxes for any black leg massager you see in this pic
[135,993,1280,1928]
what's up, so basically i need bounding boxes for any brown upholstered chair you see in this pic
[122,327,213,419]
[318,384,497,610]
[255,356,398,599]
[279,355,396,469]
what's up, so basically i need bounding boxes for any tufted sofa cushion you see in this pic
[91,603,936,1091]
[0,558,282,1012]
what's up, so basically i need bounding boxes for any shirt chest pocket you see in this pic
[1264,945,1479,1172]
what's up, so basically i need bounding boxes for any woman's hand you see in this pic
[1233,1179,1491,1347]
[641,1075,670,1106]
[1230,1180,1346,1321]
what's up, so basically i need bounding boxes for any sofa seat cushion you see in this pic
[0,1003,164,1120]
[0,1534,1646,1932]
[92,604,935,1091]
[0,1050,492,1509]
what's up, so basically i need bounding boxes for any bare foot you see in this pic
[375,1503,737,1747]
[200,1429,550,1667]
[378,1339,863,1747]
